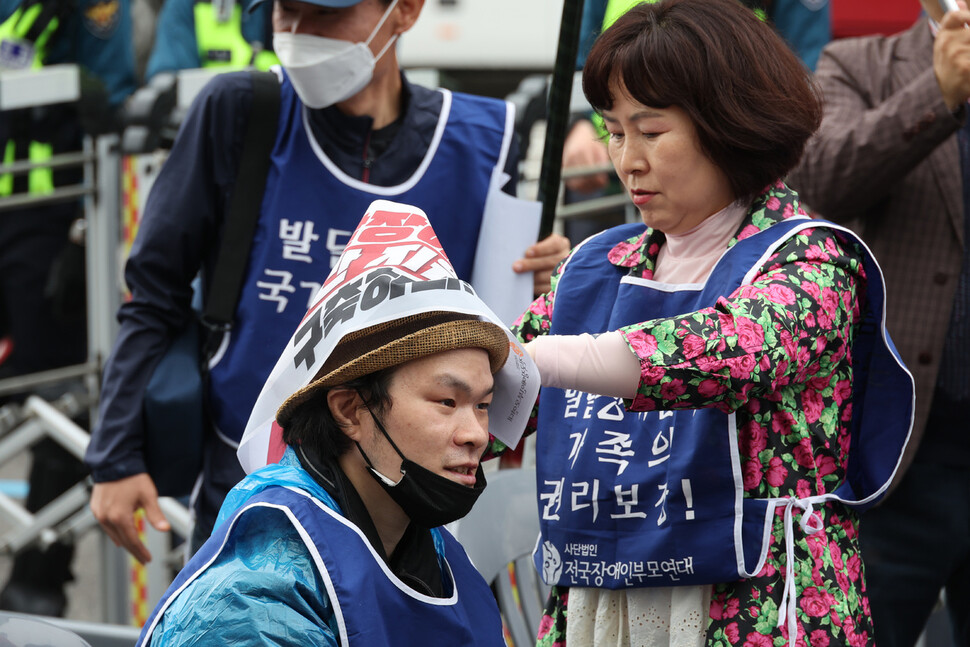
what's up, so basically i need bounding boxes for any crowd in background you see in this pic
[1,0,968,646]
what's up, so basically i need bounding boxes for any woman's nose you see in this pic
[617,140,646,176]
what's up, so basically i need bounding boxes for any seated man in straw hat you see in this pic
[135,200,539,647]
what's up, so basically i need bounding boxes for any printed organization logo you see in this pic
[541,540,562,586]
[84,0,120,39]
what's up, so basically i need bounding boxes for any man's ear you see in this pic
[393,0,424,34]
[327,389,366,441]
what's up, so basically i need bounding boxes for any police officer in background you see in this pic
[0,0,136,617]
[145,0,277,80]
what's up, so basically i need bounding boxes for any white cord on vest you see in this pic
[776,497,825,647]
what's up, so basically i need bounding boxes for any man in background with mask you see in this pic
[86,0,567,563]
[136,201,537,647]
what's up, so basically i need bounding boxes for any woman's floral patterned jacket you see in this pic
[494,182,875,647]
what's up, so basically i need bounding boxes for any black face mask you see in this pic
[355,405,487,528]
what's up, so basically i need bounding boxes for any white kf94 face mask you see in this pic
[274,0,400,109]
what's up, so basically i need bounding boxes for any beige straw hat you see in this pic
[276,311,509,428]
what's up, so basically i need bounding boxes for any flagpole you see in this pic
[536,0,585,240]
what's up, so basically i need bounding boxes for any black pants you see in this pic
[0,201,89,593]
[860,396,970,647]
[189,434,246,555]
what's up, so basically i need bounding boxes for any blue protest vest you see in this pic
[139,485,505,646]
[207,72,512,446]
[533,217,913,590]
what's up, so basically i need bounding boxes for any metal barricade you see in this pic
[0,64,191,633]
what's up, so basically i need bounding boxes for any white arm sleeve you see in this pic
[528,331,642,399]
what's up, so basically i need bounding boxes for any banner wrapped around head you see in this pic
[237,200,540,474]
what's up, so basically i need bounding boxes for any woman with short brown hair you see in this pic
[512,0,913,645]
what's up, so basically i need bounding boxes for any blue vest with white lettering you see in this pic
[533,217,913,589]
[207,73,510,445]
[138,485,505,646]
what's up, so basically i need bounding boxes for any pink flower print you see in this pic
[737,224,761,241]
[530,299,550,316]
[802,309,817,330]
[743,632,773,647]
[829,608,843,628]
[812,564,826,588]
[847,553,862,581]
[829,540,844,570]
[816,309,833,331]
[778,328,797,357]
[817,454,837,478]
[729,354,757,380]
[660,378,687,400]
[695,354,728,374]
[740,420,768,457]
[840,516,858,540]
[839,402,852,426]
[779,619,807,646]
[821,287,841,316]
[805,242,831,262]
[766,196,782,211]
[739,381,758,403]
[630,393,657,411]
[736,318,765,353]
[837,571,851,595]
[843,617,867,647]
[626,331,658,359]
[843,288,861,319]
[758,353,773,374]
[718,311,738,336]
[766,456,788,487]
[771,411,796,436]
[796,478,813,500]
[766,283,797,306]
[683,334,707,359]
[833,378,852,406]
[755,557,776,578]
[815,334,827,355]
[793,437,815,468]
[710,595,740,620]
[799,586,835,617]
[742,459,763,490]
[642,365,666,386]
[800,279,822,301]
[807,374,832,392]
[782,202,795,219]
[827,343,848,366]
[801,388,824,424]
[823,236,840,255]
[698,378,727,399]
[810,630,830,647]
[746,396,762,414]
[607,239,642,265]
[807,533,826,559]
[725,622,740,644]
[537,614,554,637]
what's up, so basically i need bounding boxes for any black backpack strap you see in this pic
[203,70,281,328]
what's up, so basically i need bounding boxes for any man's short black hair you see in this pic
[282,368,395,461]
